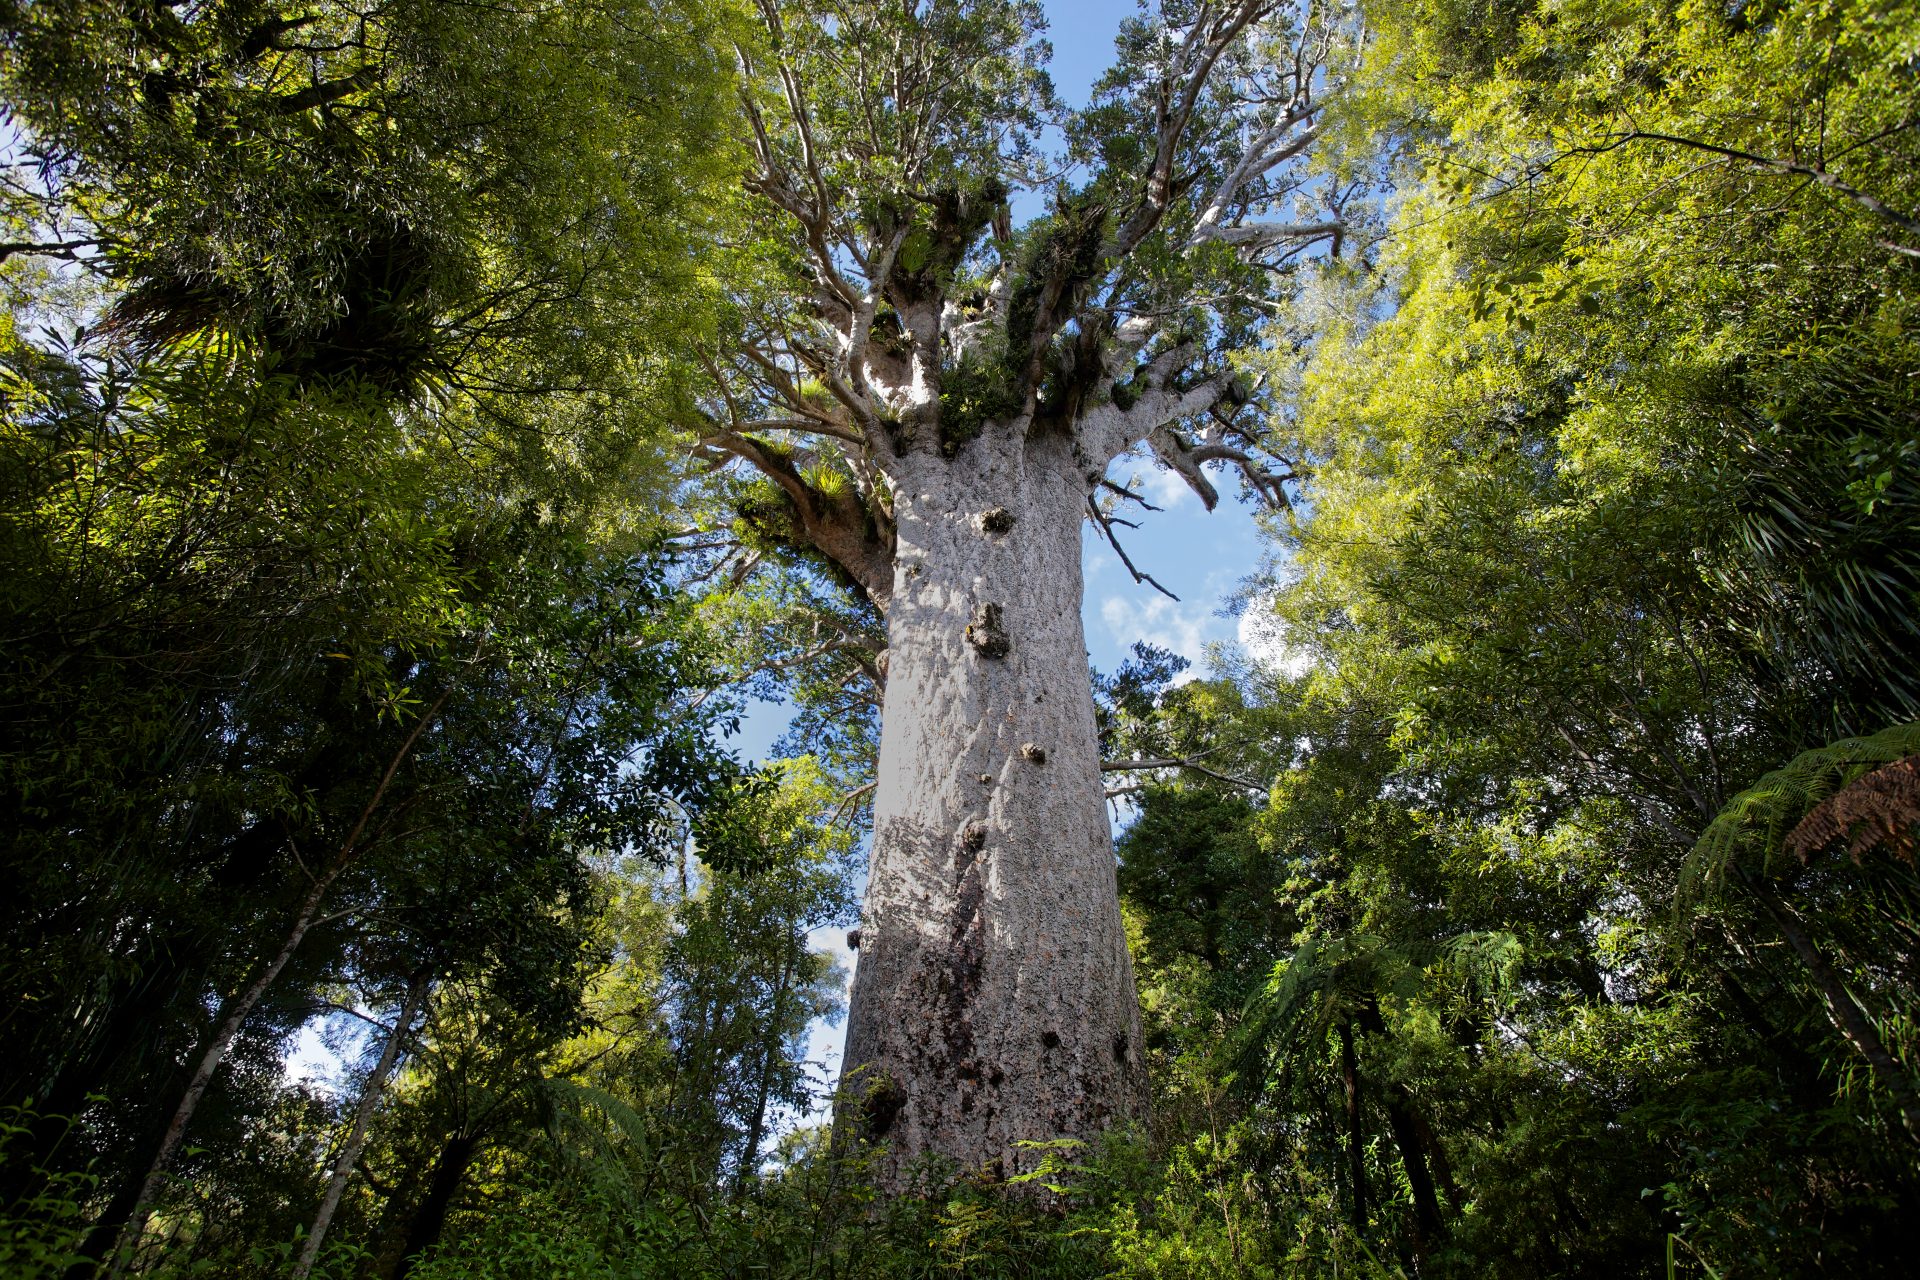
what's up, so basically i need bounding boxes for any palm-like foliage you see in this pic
[1241,931,1521,1089]
[1681,721,1920,901]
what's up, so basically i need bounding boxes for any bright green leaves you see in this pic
[3,0,743,486]
[1282,0,1920,772]
[1184,3,1920,1269]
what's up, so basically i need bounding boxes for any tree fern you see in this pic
[1239,930,1521,1076]
[1680,721,1920,905]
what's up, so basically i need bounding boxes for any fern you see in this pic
[1679,720,1920,905]
[535,1076,656,1190]
[1238,931,1521,1078]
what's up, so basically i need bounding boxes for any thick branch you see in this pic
[1196,219,1344,248]
[694,430,895,613]
[263,66,381,115]
[1194,111,1321,233]
[1148,425,1222,510]
[0,237,101,263]
[1112,1,1282,261]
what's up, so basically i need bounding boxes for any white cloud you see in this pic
[1236,596,1315,678]
[1137,464,1195,510]
[1108,445,1203,513]
[1099,593,1222,676]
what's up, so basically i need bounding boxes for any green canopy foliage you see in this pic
[5,1,1920,1278]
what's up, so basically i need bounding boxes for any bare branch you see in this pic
[1099,477,1164,512]
[0,237,101,263]
[827,781,877,830]
[1113,1,1283,261]
[1087,496,1180,601]
[1196,219,1345,248]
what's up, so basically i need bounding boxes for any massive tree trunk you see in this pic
[709,0,1342,1191]
[839,428,1147,1184]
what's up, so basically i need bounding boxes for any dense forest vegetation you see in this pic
[3,0,1917,1277]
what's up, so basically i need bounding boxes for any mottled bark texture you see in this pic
[841,430,1147,1183]
[696,0,1345,1187]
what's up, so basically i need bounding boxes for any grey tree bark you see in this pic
[694,0,1350,1188]
[841,429,1146,1183]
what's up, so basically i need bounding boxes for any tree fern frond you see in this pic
[1786,756,1920,865]
[1236,930,1521,1080]
[531,1075,655,1184]
[1680,721,1920,907]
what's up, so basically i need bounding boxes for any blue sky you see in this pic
[1041,0,1132,112]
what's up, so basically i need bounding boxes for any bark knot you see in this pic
[966,602,1011,658]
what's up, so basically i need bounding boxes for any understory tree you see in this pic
[1152,0,1920,1271]
[0,0,748,1270]
[690,0,1364,1182]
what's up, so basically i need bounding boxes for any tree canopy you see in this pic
[3,0,1919,1277]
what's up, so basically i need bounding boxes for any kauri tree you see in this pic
[694,0,1363,1183]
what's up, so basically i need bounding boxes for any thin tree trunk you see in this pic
[1338,1019,1368,1232]
[104,690,450,1277]
[737,953,794,1194]
[1744,871,1920,1143]
[292,970,431,1280]
[103,870,337,1278]
[1409,1107,1460,1213]
[837,433,1147,1188]
[1381,1090,1444,1252]
[1358,1000,1444,1252]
